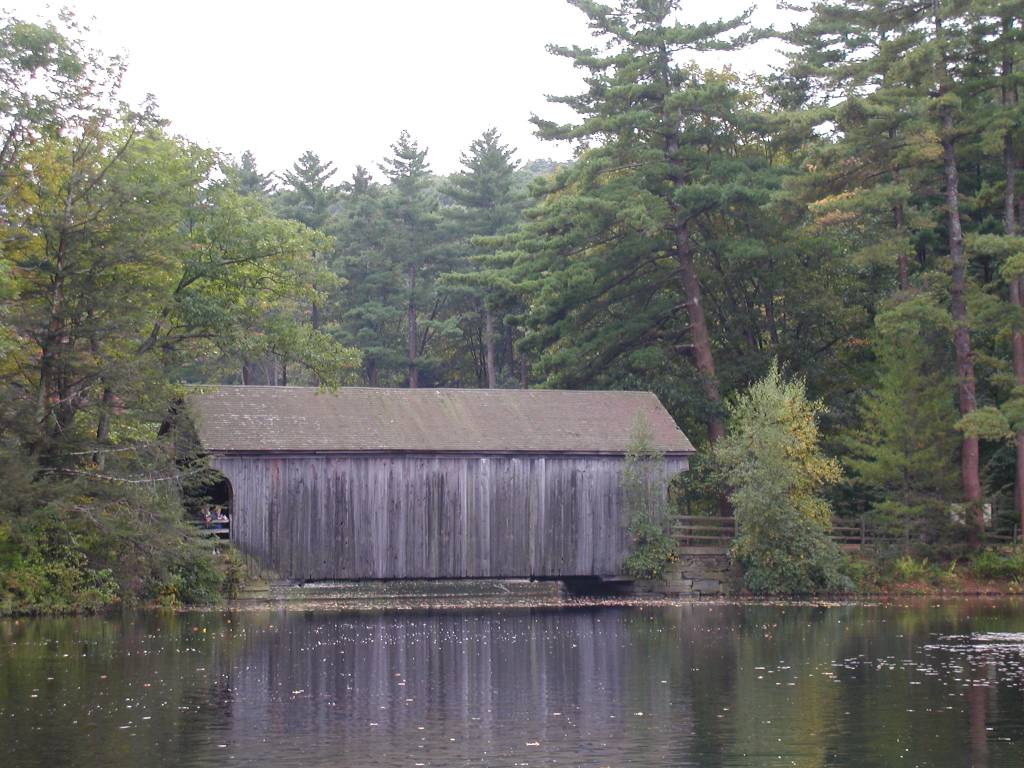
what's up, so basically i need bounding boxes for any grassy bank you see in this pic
[841,547,1024,597]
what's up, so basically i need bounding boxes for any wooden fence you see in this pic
[673,515,1020,553]
[672,516,736,553]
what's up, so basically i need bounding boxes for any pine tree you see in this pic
[227,150,275,197]
[378,131,447,387]
[844,295,960,547]
[332,166,407,385]
[965,6,1024,534]
[791,0,989,541]
[276,150,339,230]
[529,0,760,444]
[272,150,341,373]
[442,128,525,387]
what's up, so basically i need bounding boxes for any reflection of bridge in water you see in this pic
[222,608,717,766]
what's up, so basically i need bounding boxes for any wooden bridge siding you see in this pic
[212,454,686,580]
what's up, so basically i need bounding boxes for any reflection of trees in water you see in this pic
[0,612,248,767]
[726,605,847,767]
[624,605,741,768]
[721,601,1017,766]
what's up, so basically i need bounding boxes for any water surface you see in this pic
[2,600,1024,766]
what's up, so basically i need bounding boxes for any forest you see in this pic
[4,0,1024,611]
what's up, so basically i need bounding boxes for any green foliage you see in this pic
[871,555,963,591]
[0,443,243,615]
[843,556,882,594]
[715,364,852,594]
[844,295,961,545]
[672,451,723,518]
[225,150,276,197]
[956,407,1012,440]
[439,128,527,387]
[891,555,933,584]
[621,414,676,580]
[276,150,338,230]
[969,548,1024,581]
[153,541,229,607]
[622,516,677,581]
[0,514,118,615]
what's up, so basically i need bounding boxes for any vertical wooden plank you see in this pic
[483,456,492,578]
[531,457,545,577]
[318,457,330,580]
[489,458,504,576]
[465,459,479,577]
[459,458,469,577]
[206,447,684,581]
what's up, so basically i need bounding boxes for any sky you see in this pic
[12,1,793,178]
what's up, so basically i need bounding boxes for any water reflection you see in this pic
[2,601,1023,766]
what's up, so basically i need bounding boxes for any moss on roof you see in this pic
[187,385,694,455]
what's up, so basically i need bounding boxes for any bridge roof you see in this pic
[187,385,694,456]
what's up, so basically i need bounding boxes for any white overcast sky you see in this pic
[12,1,793,177]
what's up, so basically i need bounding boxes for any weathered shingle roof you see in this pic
[187,385,693,455]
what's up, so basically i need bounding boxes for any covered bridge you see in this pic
[187,386,693,580]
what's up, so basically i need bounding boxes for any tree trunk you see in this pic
[942,112,983,543]
[506,332,516,381]
[654,39,725,445]
[407,267,419,388]
[92,316,111,467]
[35,189,73,458]
[1006,137,1024,534]
[1002,22,1024,537]
[484,305,497,389]
[968,678,989,766]
[894,202,909,290]
[1011,274,1024,534]
[764,292,780,346]
[676,222,726,444]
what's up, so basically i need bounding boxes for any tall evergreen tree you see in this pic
[845,295,960,546]
[332,166,407,385]
[272,150,342,375]
[442,128,525,387]
[227,150,275,197]
[791,0,989,541]
[378,131,447,388]
[529,0,759,444]
[276,150,339,230]
[965,6,1024,533]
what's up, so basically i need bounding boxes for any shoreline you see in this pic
[4,583,1024,619]
[8,593,1024,622]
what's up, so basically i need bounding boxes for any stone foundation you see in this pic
[236,578,567,603]
[626,553,734,596]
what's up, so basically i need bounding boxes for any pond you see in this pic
[2,600,1024,767]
